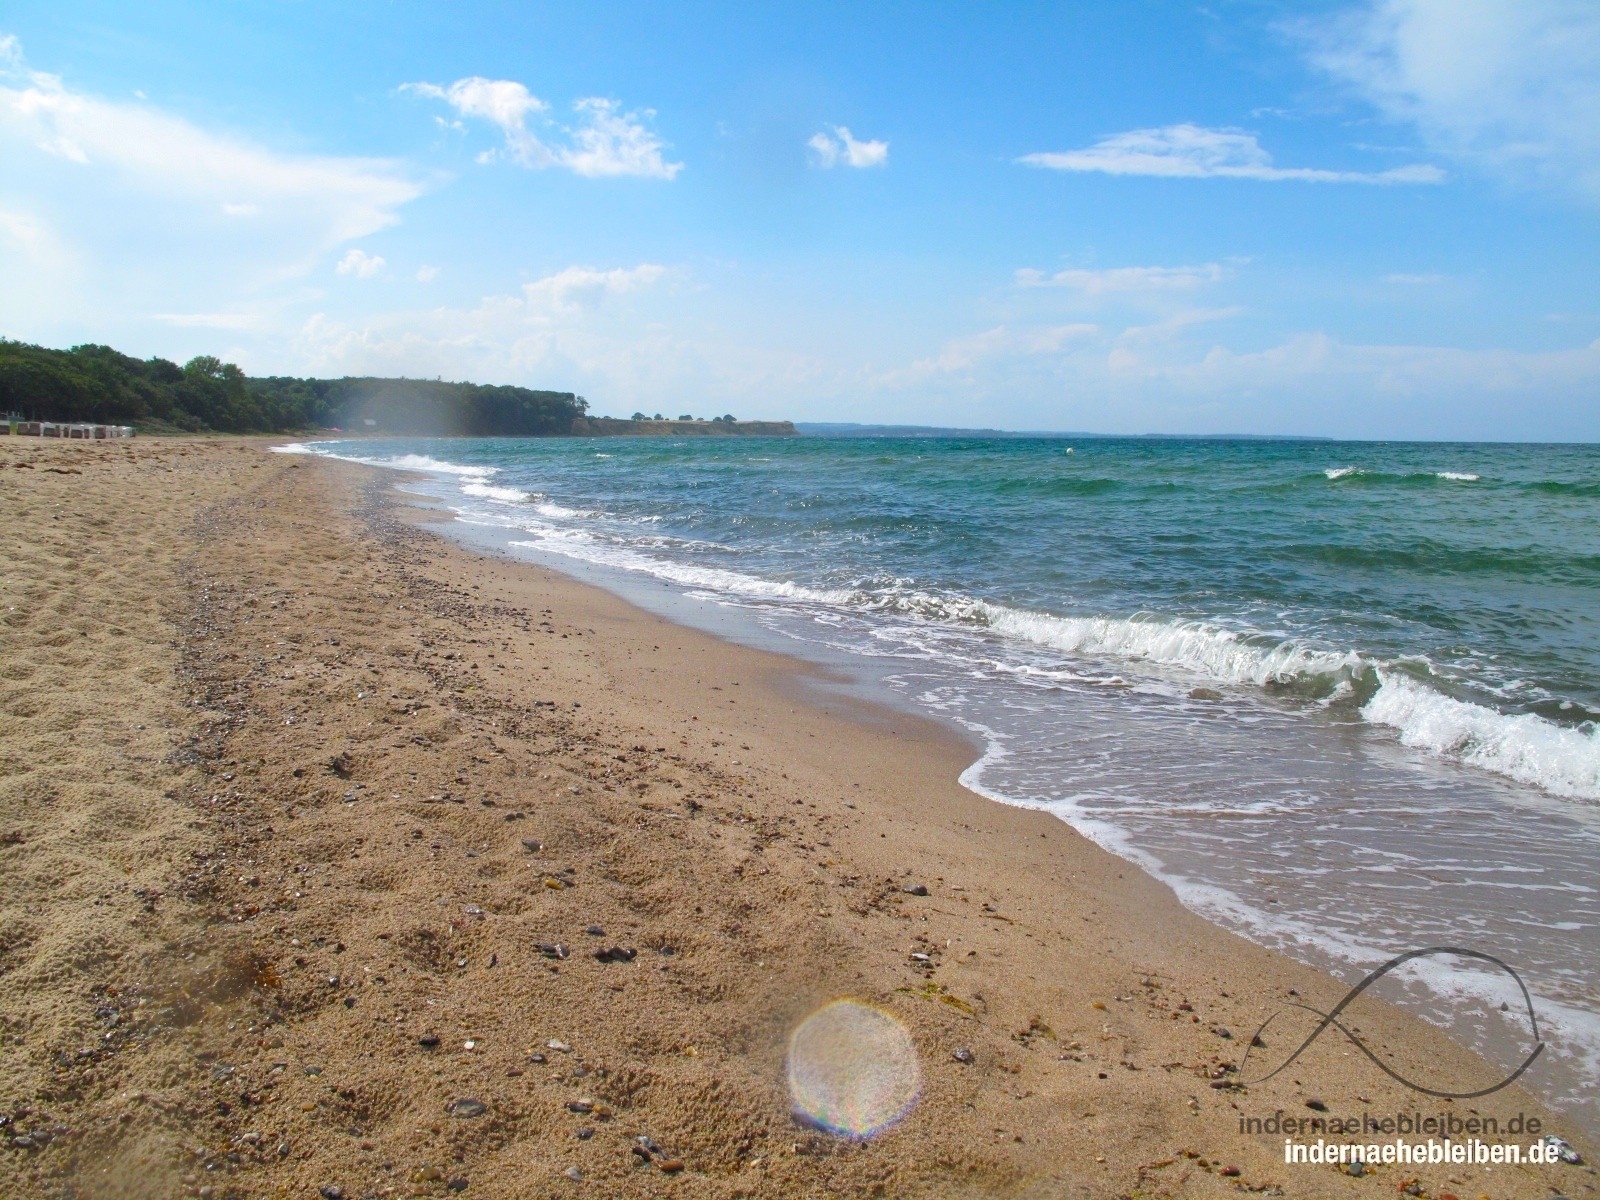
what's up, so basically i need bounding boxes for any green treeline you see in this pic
[0,339,587,435]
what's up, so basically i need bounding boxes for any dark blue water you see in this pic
[284,435,1600,1131]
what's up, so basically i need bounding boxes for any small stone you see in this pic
[658,1159,685,1173]
[462,905,484,917]
[447,1098,487,1118]
[1304,1098,1327,1111]
[566,1100,594,1114]
[521,838,544,853]
[528,1052,547,1064]
[910,952,931,963]
[1543,1134,1583,1164]
[411,1166,443,1183]
[319,1188,344,1200]
[952,1048,973,1064]
[631,1145,653,1164]
[594,946,637,963]
[1347,1161,1366,1177]
[585,925,606,937]
[901,884,929,896]
[547,1039,571,1052]
[575,1128,594,1141]
[277,1142,292,1158]
[445,1179,468,1193]
[562,1167,582,1182]
[1220,1165,1240,1177]
[637,1136,661,1154]
[12,1136,35,1149]
[1211,1026,1232,1039]
[418,1036,440,1048]
[1189,687,1224,701]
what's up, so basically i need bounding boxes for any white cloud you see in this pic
[1302,0,1600,203]
[1016,263,1227,294]
[809,126,889,169]
[521,263,667,311]
[405,77,683,178]
[416,265,439,283]
[1019,123,1444,183]
[0,40,421,247]
[336,248,386,278]
[151,310,266,331]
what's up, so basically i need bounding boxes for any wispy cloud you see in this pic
[0,37,422,246]
[1019,123,1443,183]
[1299,0,1600,204]
[808,125,889,169]
[336,248,386,278]
[404,77,682,179]
[1016,263,1228,294]
[521,263,667,311]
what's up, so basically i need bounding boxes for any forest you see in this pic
[0,339,587,435]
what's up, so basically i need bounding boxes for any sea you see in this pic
[280,434,1600,1134]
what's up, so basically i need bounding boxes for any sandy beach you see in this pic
[1,435,1591,1200]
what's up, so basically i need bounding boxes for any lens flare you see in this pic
[786,1000,921,1136]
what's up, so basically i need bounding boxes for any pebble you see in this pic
[447,1098,488,1118]
[1189,687,1224,701]
[594,946,637,963]
[910,952,932,963]
[1347,1161,1366,1178]
[658,1159,685,1174]
[1211,1026,1233,1039]
[445,1179,468,1193]
[1220,1165,1240,1177]
[547,1039,571,1053]
[566,1100,594,1114]
[1543,1134,1583,1164]
[418,1036,441,1048]
[319,1188,343,1200]
[528,1052,548,1064]
[411,1166,443,1183]
[585,925,606,937]
[521,839,544,852]
[562,1167,582,1182]
[1304,1098,1327,1111]
[576,1128,594,1141]
[901,884,929,896]
[952,1048,974,1064]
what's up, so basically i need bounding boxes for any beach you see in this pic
[1,435,1590,1200]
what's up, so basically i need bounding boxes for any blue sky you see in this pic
[2,1,1597,438]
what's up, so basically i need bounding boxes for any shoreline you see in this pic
[1,435,1590,1199]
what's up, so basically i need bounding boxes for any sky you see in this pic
[1,1,1597,439]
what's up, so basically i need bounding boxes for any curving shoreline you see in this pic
[0,434,1589,1199]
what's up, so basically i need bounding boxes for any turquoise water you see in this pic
[288,435,1600,1129]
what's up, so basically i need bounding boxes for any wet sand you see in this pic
[0,435,1590,1200]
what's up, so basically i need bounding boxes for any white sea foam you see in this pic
[1362,672,1600,801]
[461,482,530,503]
[507,536,861,606]
[271,443,497,479]
[1436,471,1480,482]
[1324,466,1363,479]
[969,604,1364,688]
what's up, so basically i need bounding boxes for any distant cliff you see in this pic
[571,416,798,437]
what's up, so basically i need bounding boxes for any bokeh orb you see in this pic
[787,1000,921,1136]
